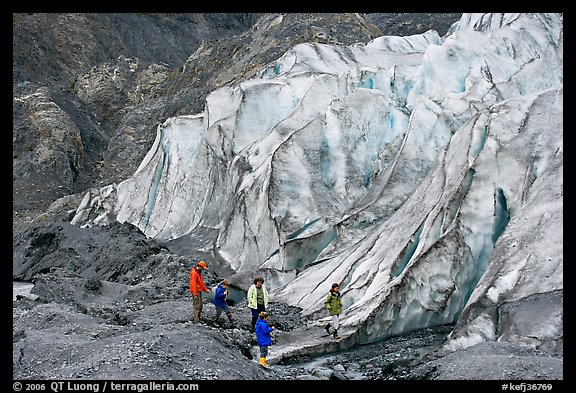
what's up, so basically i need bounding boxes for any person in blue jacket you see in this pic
[212,279,237,326]
[255,311,274,367]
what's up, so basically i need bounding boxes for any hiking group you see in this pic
[189,260,342,368]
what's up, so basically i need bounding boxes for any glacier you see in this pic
[71,13,563,353]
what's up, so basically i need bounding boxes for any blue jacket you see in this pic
[213,284,228,308]
[255,318,273,347]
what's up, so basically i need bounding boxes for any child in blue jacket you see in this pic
[212,279,237,325]
[255,311,274,367]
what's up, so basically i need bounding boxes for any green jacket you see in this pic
[324,291,343,316]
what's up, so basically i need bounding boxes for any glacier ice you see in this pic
[72,13,563,350]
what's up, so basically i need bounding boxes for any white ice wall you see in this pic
[72,13,563,346]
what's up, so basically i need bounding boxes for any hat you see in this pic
[198,261,207,269]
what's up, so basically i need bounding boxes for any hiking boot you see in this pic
[333,329,340,339]
[226,312,238,324]
[325,323,332,335]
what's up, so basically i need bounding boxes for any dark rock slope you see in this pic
[12,13,261,228]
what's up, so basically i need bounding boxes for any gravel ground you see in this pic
[13,276,563,381]
[12,221,563,382]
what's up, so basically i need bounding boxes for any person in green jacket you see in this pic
[324,283,343,339]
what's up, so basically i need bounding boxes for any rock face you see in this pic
[12,13,262,227]
[13,84,88,212]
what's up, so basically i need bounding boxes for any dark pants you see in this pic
[214,304,232,319]
[250,305,266,329]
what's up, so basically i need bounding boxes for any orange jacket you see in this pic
[189,267,208,296]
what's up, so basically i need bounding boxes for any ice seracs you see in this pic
[72,13,563,351]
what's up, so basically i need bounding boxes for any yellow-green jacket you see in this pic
[324,291,343,315]
[247,284,269,309]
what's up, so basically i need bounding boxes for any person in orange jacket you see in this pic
[190,261,209,323]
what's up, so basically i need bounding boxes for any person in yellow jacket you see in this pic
[247,276,268,331]
[324,283,343,339]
